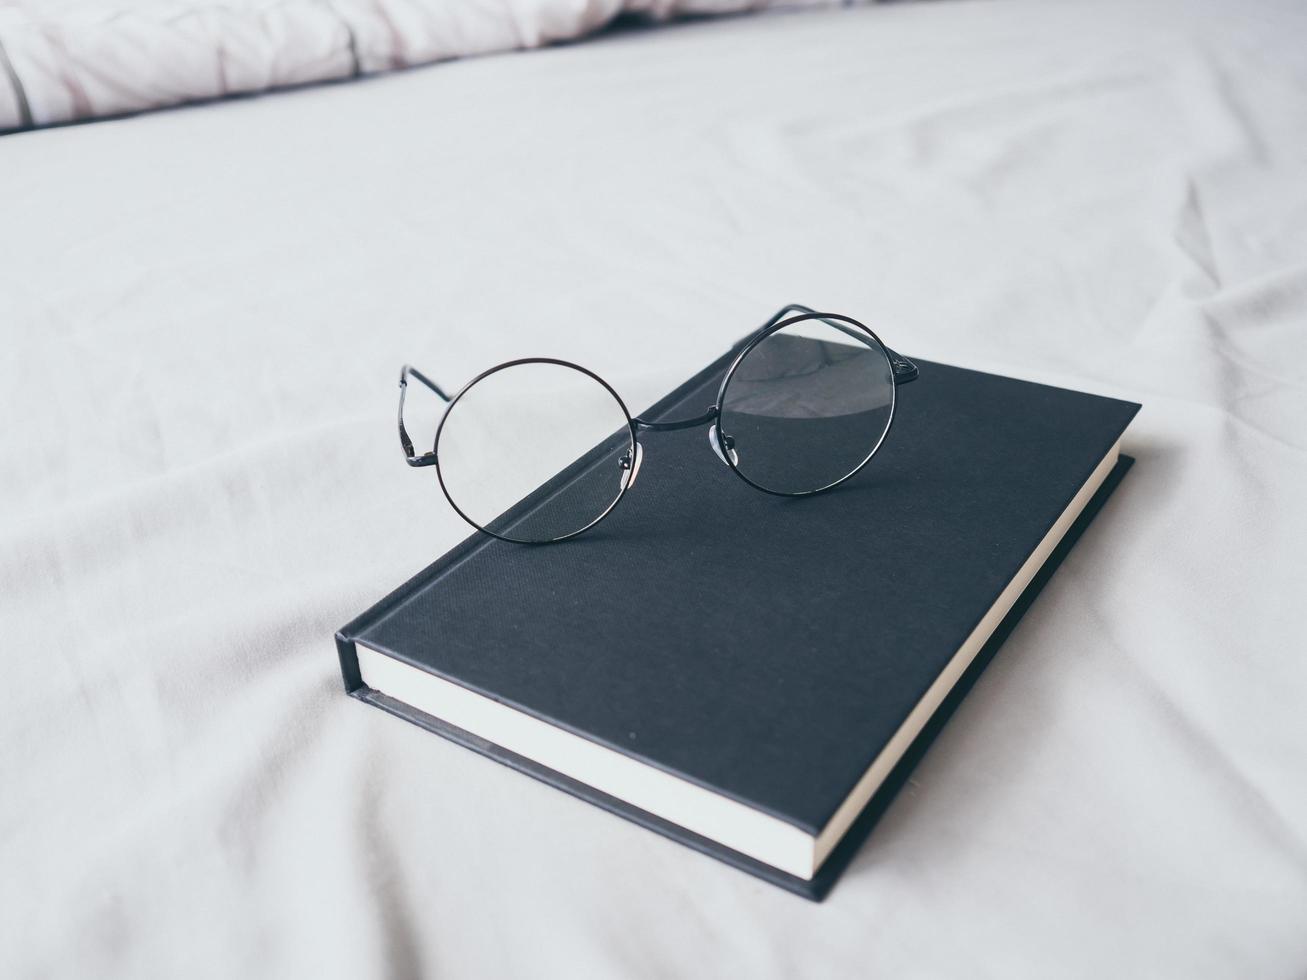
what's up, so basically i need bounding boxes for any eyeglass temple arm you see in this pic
[764,303,919,385]
[398,364,451,467]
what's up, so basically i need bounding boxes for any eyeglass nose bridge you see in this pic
[632,404,736,473]
[632,404,718,434]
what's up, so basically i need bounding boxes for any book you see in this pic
[336,317,1140,900]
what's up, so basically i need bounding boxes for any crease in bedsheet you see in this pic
[353,749,428,979]
[0,414,404,718]
[0,409,379,544]
[1175,178,1221,293]
[1196,266,1307,391]
[836,60,1179,207]
[1200,47,1271,171]
[1074,597,1307,881]
[3,659,344,970]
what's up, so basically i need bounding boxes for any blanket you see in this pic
[0,0,845,129]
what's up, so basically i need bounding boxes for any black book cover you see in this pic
[337,333,1139,900]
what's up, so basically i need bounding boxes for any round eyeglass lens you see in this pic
[435,361,636,543]
[718,315,895,495]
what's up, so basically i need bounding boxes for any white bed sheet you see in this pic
[2,1,1306,975]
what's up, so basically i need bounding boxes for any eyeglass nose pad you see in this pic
[709,424,738,468]
[619,441,644,490]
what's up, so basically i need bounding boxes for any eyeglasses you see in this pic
[398,304,919,544]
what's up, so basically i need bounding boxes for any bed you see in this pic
[2,0,1305,975]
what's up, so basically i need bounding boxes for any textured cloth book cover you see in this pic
[337,341,1139,899]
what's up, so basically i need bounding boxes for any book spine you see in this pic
[336,634,364,694]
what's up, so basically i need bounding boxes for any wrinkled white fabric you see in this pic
[2,1,1306,976]
[0,0,847,130]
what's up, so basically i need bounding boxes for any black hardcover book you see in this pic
[337,324,1140,900]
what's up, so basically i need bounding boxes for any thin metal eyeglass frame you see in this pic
[433,359,639,544]
[397,303,919,543]
[713,311,905,497]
